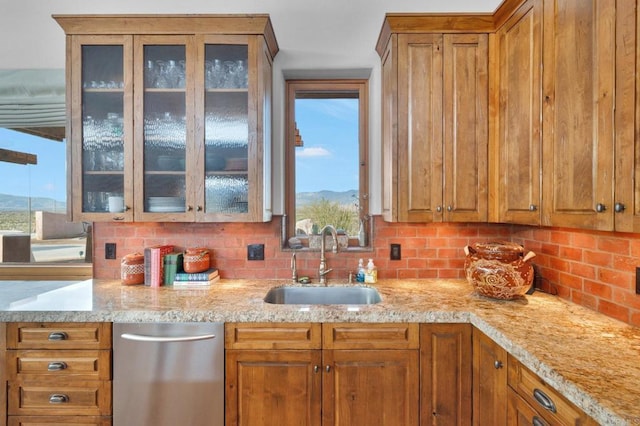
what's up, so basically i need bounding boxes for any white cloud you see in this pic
[296,146,332,158]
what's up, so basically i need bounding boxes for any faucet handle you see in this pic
[291,252,298,284]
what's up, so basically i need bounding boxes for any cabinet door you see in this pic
[195,35,270,222]
[397,33,444,223]
[472,330,507,426]
[614,0,640,232]
[323,349,419,426]
[381,34,398,222]
[420,324,472,426]
[70,35,134,222]
[494,0,542,225]
[442,34,488,222]
[133,35,196,222]
[541,0,616,230]
[225,350,322,426]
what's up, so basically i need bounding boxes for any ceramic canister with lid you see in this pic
[183,247,211,273]
[121,252,145,285]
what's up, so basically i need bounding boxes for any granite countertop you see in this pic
[1,278,639,425]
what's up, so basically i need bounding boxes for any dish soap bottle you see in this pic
[356,258,365,283]
[364,258,377,283]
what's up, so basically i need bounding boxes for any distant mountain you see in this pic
[296,190,358,207]
[0,193,66,212]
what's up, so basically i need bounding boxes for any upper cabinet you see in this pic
[492,0,542,225]
[540,0,616,230]
[377,16,489,223]
[54,15,278,222]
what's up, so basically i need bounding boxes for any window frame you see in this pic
[284,79,370,250]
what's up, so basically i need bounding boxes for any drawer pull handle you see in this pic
[533,388,557,413]
[494,360,503,369]
[47,361,68,371]
[49,394,69,404]
[48,332,68,341]
[532,416,548,426]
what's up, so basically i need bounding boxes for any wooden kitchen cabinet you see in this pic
[54,15,278,223]
[491,0,543,225]
[507,355,597,425]
[540,0,616,230]
[472,329,507,426]
[420,324,472,426]
[225,322,419,426]
[5,323,112,425]
[377,17,488,223]
[614,0,640,233]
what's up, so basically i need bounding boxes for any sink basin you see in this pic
[264,286,382,305]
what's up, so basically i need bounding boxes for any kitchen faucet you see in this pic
[318,224,338,285]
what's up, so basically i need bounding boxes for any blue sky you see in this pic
[0,128,66,201]
[294,98,359,193]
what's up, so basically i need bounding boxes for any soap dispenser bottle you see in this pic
[356,258,365,283]
[364,258,377,283]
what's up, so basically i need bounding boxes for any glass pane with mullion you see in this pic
[204,44,249,214]
[81,45,125,213]
[142,45,187,213]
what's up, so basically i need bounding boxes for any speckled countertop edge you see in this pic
[1,278,639,425]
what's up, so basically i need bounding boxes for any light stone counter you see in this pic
[1,278,639,425]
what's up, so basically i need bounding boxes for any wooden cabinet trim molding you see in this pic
[53,14,279,58]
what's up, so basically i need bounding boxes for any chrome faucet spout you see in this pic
[318,224,338,285]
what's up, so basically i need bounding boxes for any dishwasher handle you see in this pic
[120,333,217,343]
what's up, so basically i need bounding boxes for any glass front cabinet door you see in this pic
[56,15,278,223]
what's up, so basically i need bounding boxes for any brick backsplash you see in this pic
[93,216,640,327]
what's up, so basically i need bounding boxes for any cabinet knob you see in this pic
[49,394,69,404]
[314,365,319,373]
[325,365,331,373]
[595,203,606,213]
[436,206,442,213]
[447,205,453,212]
[197,205,203,212]
[614,202,626,213]
[47,332,68,341]
[493,360,503,369]
[529,204,537,211]
[47,361,68,372]
[187,205,193,212]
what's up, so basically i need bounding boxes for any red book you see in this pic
[144,245,174,287]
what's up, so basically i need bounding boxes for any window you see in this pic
[0,128,92,280]
[284,79,369,250]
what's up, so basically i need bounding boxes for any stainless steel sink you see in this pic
[264,285,382,305]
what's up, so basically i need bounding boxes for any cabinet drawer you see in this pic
[8,381,111,416]
[225,322,321,349]
[507,388,550,426]
[323,323,419,349]
[507,355,595,425]
[7,350,111,381]
[7,323,112,350]
[8,415,111,426]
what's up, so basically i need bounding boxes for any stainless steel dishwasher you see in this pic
[113,322,224,426]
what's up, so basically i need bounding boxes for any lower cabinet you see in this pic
[472,329,508,426]
[421,324,472,425]
[225,322,420,426]
[4,323,112,426]
[225,322,474,426]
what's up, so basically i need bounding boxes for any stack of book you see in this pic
[144,245,174,287]
[172,267,220,287]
